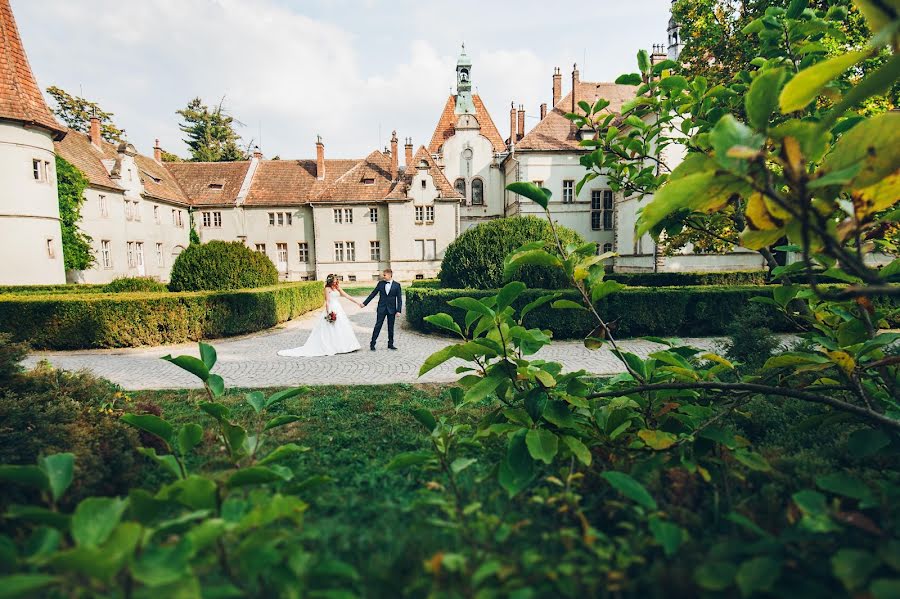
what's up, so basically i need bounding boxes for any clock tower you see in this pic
[455,44,475,115]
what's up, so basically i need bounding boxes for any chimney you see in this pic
[540,103,547,120]
[404,137,413,169]
[316,135,325,180]
[89,114,102,148]
[651,44,668,67]
[517,105,525,140]
[509,102,516,144]
[153,139,162,162]
[253,146,263,160]
[390,130,398,180]
[552,67,562,107]
[571,64,580,113]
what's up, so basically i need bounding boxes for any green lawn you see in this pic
[132,383,457,597]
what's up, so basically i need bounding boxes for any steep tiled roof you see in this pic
[388,146,462,200]
[0,0,65,137]
[55,132,118,190]
[95,140,189,204]
[164,161,251,206]
[241,159,357,206]
[428,94,506,154]
[515,82,636,151]
[315,150,402,202]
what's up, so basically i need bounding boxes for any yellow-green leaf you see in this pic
[779,49,870,113]
[638,429,678,450]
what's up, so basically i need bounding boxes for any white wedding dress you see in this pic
[278,289,361,357]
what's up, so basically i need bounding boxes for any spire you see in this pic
[0,0,66,138]
[455,43,475,115]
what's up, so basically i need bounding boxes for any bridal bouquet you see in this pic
[324,311,337,323]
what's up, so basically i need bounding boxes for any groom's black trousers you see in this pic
[371,311,395,347]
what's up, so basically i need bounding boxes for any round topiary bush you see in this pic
[103,277,168,293]
[169,240,278,291]
[439,216,584,289]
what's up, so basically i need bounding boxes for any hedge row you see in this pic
[0,284,107,295]
[405,286,899,339]
[0,282,323,350]
[409,279,442,289]
[605,270,768,287]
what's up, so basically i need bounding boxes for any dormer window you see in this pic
[142,170,162,184]
[362,178,375,185]
[208,183,224,190]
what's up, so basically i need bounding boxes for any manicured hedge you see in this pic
[0,284,107,295]
[103,277,169,293]
[169,240,279,291]
[0,282,323,350]
[605,270,769,287]
[406,286,899,339]
[409,279,442,289]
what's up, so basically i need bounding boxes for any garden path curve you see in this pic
[24,294,764,390]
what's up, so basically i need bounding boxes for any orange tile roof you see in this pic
[428,94,506,154]
[241,158,358,206]
[55,132,118,190]
[164,161,251,206]
[515,82,636,151]
[388,146,461,200]
[314,150,402,203]
[0,0,65,137]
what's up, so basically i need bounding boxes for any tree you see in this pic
[55,156,94,271]
[46,86,124,143]
[160,150,183,163]
[177,97,249,162]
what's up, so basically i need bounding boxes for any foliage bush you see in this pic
[606,269,768,286]
[102,277,169,293]
[439,216,583,289]
[409,278,442,289]
[723,304,783,372]
[0,335,144,507]
[0,284,106,295]
[168,239,278,291]
[0,281,322,349]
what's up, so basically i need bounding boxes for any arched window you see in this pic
[602,242,613,254]
[454,178,466,201]
[471,178,484,206]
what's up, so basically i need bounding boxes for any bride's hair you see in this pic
[325,274,336,289]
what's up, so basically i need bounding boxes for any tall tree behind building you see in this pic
[177,97,249,162]
[46,86,124,143]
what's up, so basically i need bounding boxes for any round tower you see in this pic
[0,0,67,284]
[667,0,682,60]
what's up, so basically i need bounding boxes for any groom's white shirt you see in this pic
[384,280,392,294]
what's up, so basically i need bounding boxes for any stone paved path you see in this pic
[23,294,754,390]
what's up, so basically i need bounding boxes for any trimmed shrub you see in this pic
[439,216,583,290]
[405,285,899,339]
[0,284,106,295]
[409,278,442,289]
[103,277,169,293]
[169,240,278,291]
[606,270,768,286]
[0,282,322,350]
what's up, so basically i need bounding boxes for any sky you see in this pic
[13,0,672,160]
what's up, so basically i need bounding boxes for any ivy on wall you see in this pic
[55,156,94,271]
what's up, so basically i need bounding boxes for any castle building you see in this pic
[0,0,67,284]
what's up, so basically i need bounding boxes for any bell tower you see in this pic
[455,43,475,115]
[667,0,681,60]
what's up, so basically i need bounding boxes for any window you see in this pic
[369,208,378,223]
[268,212,291,226]
[269,212,276,226]
[334,241,354,261]
[592,190,614,230]
[172,210,184,228]
[99,195,108,218]
[362,178,375,185]
[153,205,159,223]
[425,206,435,222]
[277,212,284,226]
[255,243,266,254]
[471,178,484,205]
[415,274,425,280]
[344,208,353,223]
[603,190,614,230]
[334,242,344,262]
[421,180,427,189]
[533,180,544,188]
[562,180,574,203]
[276,243,288,268]
[127,242,136,268]
[208,183,224,190]
[32,159,41,181]
[333,209,343,224]
[101,240,111,268]
[298,242,309,263]
[346,241,356,261]
[125,201,134,221]
[214,212,222,227]
[425,239,436,261]
[285,213,292,226]
[415,239,425,260]
[454,178,466,200]
[370,240,381,261]
[348,275,357,282]
[46,238,55,259]
[156,243,164,267]
[602,242,613,254]
[135,242,144,268]
[134,201,141,222]
[415,206,424,223]
[202,212,211,227]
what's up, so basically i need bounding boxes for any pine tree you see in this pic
[46,86,124,143]
[177,97,249,162]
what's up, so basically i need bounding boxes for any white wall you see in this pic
[438,117,504,228]
[0,122,65,284]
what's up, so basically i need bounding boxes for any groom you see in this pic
[362,269,402,350]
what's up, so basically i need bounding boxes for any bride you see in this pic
[278,275,362,357]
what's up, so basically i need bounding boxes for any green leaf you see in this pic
[736,556,781,597]
[832,549,879,591]
[848,428,891,457]
[136,447,183,480]
[636,171,728,237]
[157,476,217,511]
[38,453,74,503]
[637,49,650,74]
[710,115,765,173]
[601,471,657,510]
[175,424,203,458]
[638,429,678,450]
[871,578,900,599]
[424,313,463,337]
[551,299,586,310]
[525,429,559,464]
[779,49,870,113]
[463,374,504,404]
[733,449,772,472]
[121,413,174,447]
[591,280,626,302]
[207,374,225,397]
[0,575,59,598]
[199,401,230,422]
[820,111,900,196]
[786,0,807,18]
[263,415,302,431]
[498,430,534,497]
[450,457,477,474]
[71,497,128,548]
[447,296,495,317]
[161,354,209,381]
[131,540,192,587]
[0,465,49,493]
[226,466,290,488]
[506,182,550,209]
[246,391,266,414]
[410,408,437,432]
[793,489,839,532]
[695,562,737,591]
[615,73,643,85]
[746,68,786,130]
[419,345,458,376]
[199,342,217,370]
[265,387,307,409]
[385,451,433,471]
[496,281,526,311]
[257,443,310,466]
[562,435,592,466]
[520,293,560,321]
[648,516,684,557]
[543,400,576,429]
[816,472,875,504]
[503,250,564,281]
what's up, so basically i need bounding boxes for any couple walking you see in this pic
[277,269,402,357]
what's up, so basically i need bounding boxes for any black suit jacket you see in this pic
[364,280,402,314]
